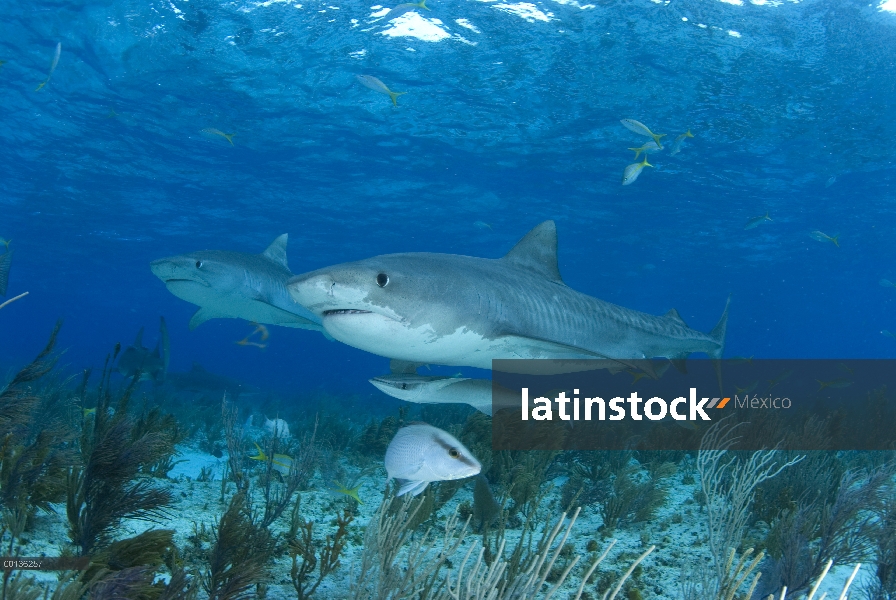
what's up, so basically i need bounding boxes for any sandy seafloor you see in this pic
[16,442,874,599]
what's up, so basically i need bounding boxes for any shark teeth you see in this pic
[324,309,372,316]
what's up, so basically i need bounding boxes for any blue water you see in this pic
[3,0,896,395]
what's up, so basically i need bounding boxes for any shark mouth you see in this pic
[323,309,372,316]
[165,278,210,287]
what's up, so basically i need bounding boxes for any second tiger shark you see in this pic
[286,221,729,370]
[151,234,325,333]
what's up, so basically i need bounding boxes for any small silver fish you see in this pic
[35,42,61,91]
[622,156,652,186]
[824,175,837,188]
[356,75,406,106]
[628,140,663,160]
[473,221,492,230]
[880,279,896,289]
[810,230,839,247]
[620,119,665,145]
[744,212,772,230]
[382,0,430,20]
[385,423,480,496]
[201,128,235,145]
[668,130,694,156]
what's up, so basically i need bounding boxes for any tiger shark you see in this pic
[287,221,729,370]
[150,234,325,333]
[118,317,170,383]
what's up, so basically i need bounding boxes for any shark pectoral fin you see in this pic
[189,307,223,330]
[262,234,289,269]
[396,479,429,497]
[390,359,427,374]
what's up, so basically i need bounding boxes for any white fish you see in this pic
[35,42,61,92]
[668,130,694,156]
[356,75,406,106]
[825,175,837,188]
[384,423,480,496]
[620,119,665,145]
[264,417,290,439]
[809,231,839,247]
[628,141,663,160]
[744,211,772,230]
[622,157,652,186]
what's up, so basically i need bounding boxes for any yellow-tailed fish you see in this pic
[356,75,406,106]
[668,130,694,156]
[331,480,363,504]
[249,443,294,476]
[383,0,430,20]
[628,140,663,160]
[201,128,235,145]
[816,378,852,391]
[730,356,754,365]
[35,42,61,92]
[0,238,10,250]
[622,156,652,186]
[620,119,665,145]
[767,369,792,390]
[879,279,896,289]
[882,330,896,340]
[810,231,839,247]
[744,212,772,230]
[838,362,854,375]
[735,381,758,395]
[83,407,96,418]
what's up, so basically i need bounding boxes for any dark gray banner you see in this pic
[491,359,896,450]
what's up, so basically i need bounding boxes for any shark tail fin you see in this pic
[709,295,731,393]
[708,295,731,360]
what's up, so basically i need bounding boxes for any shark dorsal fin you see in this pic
[502,221,564,284]
[133,327,145,348]
[664,308,687,327]
[262,234,289,269]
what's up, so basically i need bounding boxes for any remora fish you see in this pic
[288,221,729,370]
[385,423,481,496]
[151,234,325,332]
[118,317,170,383]
[369,361,516,415]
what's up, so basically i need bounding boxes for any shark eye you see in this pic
[195,260,203,269]
[376,273,389,287]
[401,383,407,390]
[448,448,460,459]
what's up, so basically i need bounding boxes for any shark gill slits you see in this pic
[376,273,389,287]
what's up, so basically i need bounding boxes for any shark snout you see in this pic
[287,273,339,310]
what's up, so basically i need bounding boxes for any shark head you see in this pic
[150,250,244,303]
